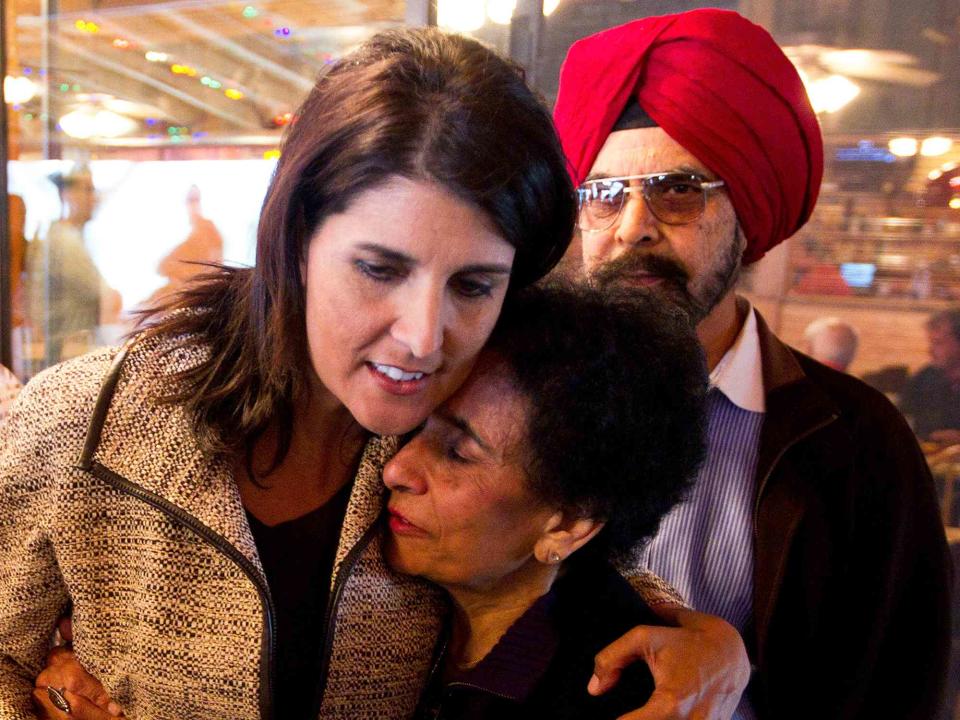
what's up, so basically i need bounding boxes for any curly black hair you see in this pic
[485,280,708,565]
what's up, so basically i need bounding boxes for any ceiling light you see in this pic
[805,74,860,114]
[921,136,953,157]
[888,137,918,157]
[436,0,485,32]
[487,0,516,25]
[4,75,38,105]
[59,108,138,139]
[543,0,561,15]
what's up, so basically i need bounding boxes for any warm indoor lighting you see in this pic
[949,197,960,210]
[224,88,244,100]
[888,137,918,157]
[543,0,561,15]
[921,136,953,157]
[487,0,516,24]
[145,51,169,63]
[805,74,860,114]
[436,0,485,32]
[4,75,38,105]
[74,20,100,33]
[59,108,137,139]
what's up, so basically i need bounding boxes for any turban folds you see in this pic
[553,9,823,264]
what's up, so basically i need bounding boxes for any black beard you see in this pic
[591,251,708,322]
[590,228,743,324]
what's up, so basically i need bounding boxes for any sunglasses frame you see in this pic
[577,172,726,233]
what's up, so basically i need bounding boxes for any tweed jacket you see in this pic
[0,335,448,720]
[0,336,683,720]
[748,310,951,719]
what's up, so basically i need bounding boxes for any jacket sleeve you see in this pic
[0,367,73,719]
[848,402,951,719]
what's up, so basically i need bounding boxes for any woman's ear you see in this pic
[533,510,605,565]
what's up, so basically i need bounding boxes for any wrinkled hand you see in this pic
[33,645,124,719]
[589,606,750,720]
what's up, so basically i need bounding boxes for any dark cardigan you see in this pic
[415,560,660,720]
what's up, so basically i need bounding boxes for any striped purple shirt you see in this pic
[637,308,764,720]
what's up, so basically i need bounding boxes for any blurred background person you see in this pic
[900,307,960,444]
[8,194,27,329]
[27,165,121,364]
[0,365,21,424]
[150,185,223,304]
[801,317,859,372]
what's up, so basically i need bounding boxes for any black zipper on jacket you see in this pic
[86,462,278,720]
[313,519,380,710]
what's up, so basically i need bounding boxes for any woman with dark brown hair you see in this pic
[0,27,746,720]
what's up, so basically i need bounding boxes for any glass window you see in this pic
[4,0,411,379]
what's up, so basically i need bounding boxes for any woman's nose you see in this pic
[391,285,445,359]
[382,445,428,494]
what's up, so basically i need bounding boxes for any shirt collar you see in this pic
[709,304,765,413]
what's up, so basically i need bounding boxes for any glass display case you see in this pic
[743,132,960,376]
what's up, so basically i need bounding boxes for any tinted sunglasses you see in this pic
[577,172,725,232]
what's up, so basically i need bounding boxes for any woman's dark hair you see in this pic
[485,281,708,565]
[136,28,576,464]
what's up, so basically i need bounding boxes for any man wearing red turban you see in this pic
[555,9,949,720]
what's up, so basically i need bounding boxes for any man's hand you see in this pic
[928,429,960,446]
[33,646,124,719]
[589,606,750,720]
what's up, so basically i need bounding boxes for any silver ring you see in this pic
[47,686,72,714]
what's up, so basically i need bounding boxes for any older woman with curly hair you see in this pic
[384,281,709,718]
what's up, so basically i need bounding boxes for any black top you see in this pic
[415,560,659,720]
[246,481,352,720]
[898,364,960,439]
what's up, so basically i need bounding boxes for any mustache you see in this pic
[591,250,690,289]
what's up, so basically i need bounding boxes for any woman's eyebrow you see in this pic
[353,244,510,276]
[355,242,414,264]
[436,410,492,454]
[459,263,512,276]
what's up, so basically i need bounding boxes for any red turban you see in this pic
[553,9,823,264]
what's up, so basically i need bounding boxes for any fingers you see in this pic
[58,616,74,643]
[591,625,666,695]
[37,649,118,714]
[33,686,122,719]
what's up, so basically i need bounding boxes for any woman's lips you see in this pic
[387,508,428,537]
[367,362,433,396]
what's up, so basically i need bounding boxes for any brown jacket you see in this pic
[0,336,446,720]
[750,310,951,719]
